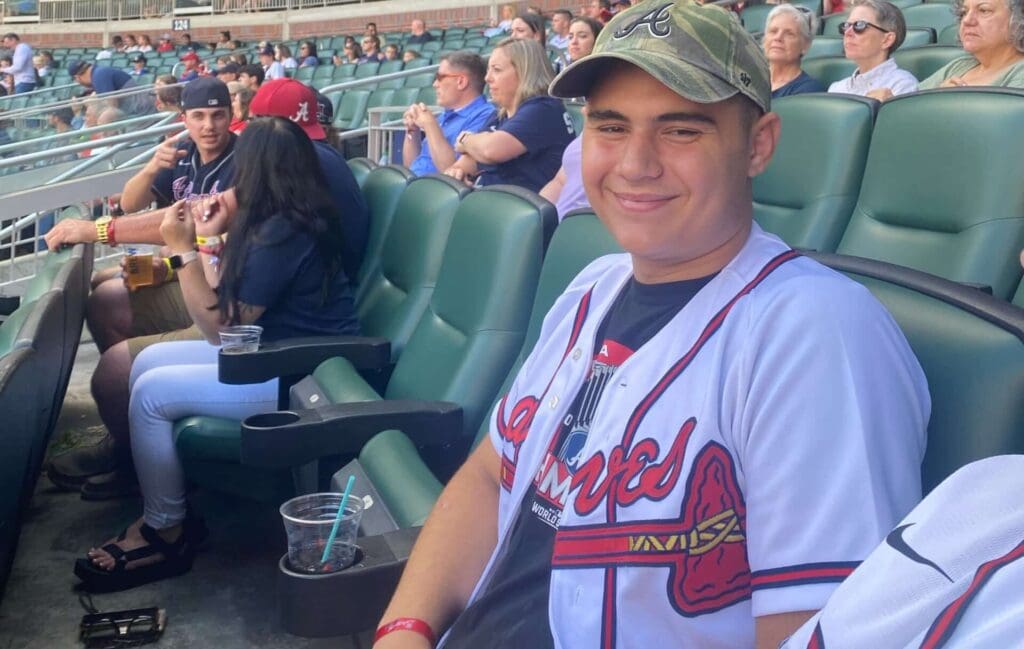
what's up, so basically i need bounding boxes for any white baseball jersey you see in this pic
[783,455,1024,649]
[461,224,930,649]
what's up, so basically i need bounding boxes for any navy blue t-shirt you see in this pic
[477,95,574,193]
[313,140,369,281]
[91,66,133,94]
[443,274,715,649]
[236,214,360,341]
[151,136,236,207]
[772,71,826,98]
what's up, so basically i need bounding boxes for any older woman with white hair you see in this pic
[765,4,827,97]
[829,0,918,100]
[920,0,1024,87]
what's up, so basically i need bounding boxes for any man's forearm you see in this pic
[377,442,501,642]
[115,210,166,245]
[423,122,457,173]
[120,166,160,213]
[402,133,422,168]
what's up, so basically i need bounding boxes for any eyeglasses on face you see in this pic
[839,20,889,34]
[434,72,463,82]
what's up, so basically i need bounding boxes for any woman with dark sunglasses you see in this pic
[919,0,1024,88]
[828,0,918,100]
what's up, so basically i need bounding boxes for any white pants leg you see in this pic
[129,340,278,529]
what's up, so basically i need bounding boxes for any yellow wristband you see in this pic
[162,256,175,280]
[196,234,224,246]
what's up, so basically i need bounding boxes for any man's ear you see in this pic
[748,111,781,178]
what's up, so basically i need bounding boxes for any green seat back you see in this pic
[356,175,469,360]
[402,58,432,70]
[837,89,1024,299]
[805,37,846,59]
[403,72,435,89]
[354,61,381,79]
[937,23,960,45]
[382,186,555,472]
[361,211,622,527]
[391,87,420,111]
[903,27,936,47]
[891,0,923,8]
[1014,280,1024,307]
[377,60,406,89]
[741,4,774,33]
[367,89,395,118]
[332,65,356,81]
[821,11,850,36]
[295,66,315,82]
[354,165,413,297]
[346,156,376,188]
[902,3,958,36]
[334,89,371,130]
[892,45,965,81]
[811,252,1024,493]
[755,94,876,252]
[416,86,437,105]
[802,55,857,86]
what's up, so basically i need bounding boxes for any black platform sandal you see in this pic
[74,523,198,593]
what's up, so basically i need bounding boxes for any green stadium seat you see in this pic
[836,88,1024,299]
[893,45,965,81]
[802,55,857,86]
[810,252,1024,493]
[443,27,468,39]
[805,37,845,59]
[366,89,396,125]
[334,89,372,130]
[755,94,877,252]
[902,3,958,36]
[377,60,406,89]
[937,23,961,45]
[1014,279,1024,308]
[564,100,585,134]
[391,86,420,111]
[442,39,465,50]
[403,71,435,89]
[404,42,423,53]
[821,11,850,35]
[416,86,437,106]
[741,3,774,33]
[421,41,443,53]
[891,0,923,8]
[465,36,488,48]
[353,165,414,296]
[332,65,357,82]
[402,58,432,71]
[346,156,377,188]
[174,175,470,501]
[295,66,315,82]
[903,27,937,47]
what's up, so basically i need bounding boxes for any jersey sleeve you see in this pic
[236,216,312,309]
[729,271,930,617]
[497,99,573,153]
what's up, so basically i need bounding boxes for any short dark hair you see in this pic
[239,64,265,86]
[553,9,573,20]
[516,12,547,43]
[2,33,18,41]
[51,107,74,125]
[442,51,488,94]
[220,30,231,40]
[155,75,183,108]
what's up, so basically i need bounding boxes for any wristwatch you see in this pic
[168,250,199,269]
[94,216,113,244]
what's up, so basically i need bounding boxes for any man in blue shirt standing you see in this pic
[1,33,36,93]
[68,59,152,115]
[402,51,494,176]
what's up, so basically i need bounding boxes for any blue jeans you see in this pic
[129,340,278,529]
[14,82,36,94]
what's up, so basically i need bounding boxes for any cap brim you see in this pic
[549,50,740,105]
[302,122,326,141]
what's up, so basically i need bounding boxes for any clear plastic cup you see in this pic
[219,325,262,354]
[279,493,364,574]
[124,252,154,289]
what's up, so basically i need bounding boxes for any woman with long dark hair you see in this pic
[74,117,359,592]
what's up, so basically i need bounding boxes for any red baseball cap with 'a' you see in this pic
[248,78,326,141]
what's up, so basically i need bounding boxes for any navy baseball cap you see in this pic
[131,53,147,63]
[181,77,231,110]
[311,88,334,126]
[215,62,239,75]
[259,46,275,57]
[67,59,89,77]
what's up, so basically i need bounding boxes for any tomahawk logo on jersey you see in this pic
[531,340,634,529]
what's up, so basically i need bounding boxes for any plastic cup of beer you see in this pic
[279,493,364,574]
[124,251,154,289]
[218,325,262,354]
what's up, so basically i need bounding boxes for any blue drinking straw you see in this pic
[321,474,356,565]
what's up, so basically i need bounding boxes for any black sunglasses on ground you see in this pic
[839,20,890,34]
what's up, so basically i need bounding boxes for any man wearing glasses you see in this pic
[359,35,385,63]
[402,52,494,175]
[828,0,918,99]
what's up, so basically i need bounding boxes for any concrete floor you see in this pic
[0,338,372,648]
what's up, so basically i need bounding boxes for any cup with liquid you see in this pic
[218,325,262,354]
[279,492,364,574]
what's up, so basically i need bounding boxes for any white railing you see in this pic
[1,0,393,22]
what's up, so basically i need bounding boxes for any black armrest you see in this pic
[240,399,463,467]
[959,282,993,295]
[218,335,391,385]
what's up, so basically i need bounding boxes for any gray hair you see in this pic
[852,0,908,56]
[441,50,488,94]
[766,4,818,46]
[952,0,1024,53]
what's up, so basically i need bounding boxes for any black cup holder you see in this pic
[283,547,365,577]
[245,411,301,428]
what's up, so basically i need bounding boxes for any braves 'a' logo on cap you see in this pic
[613,2,674,39]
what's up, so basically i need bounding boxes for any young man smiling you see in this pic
[373,2,929,649]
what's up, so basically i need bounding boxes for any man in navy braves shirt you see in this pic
[373,3,929,648]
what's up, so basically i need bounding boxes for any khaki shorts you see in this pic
[126,282,205,359]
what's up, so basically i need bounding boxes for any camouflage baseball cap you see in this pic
[549,0,771,112]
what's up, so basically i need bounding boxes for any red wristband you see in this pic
[106,218,117,246]
[374,618,436,646]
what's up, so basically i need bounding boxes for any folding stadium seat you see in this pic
[366,89,396,125]
[443,27,468,39]
[377,60,406,89]
[354,61,381,90]
[465,36,488,49]
[137,73,154,85]
[295,66,316,82]
[174,175,472,501]
[821,11,850,35]
[415,86,436,106]
[442,39,466,50]
[809,252,1024,493]
[754,94,877,252]
[806,36,845,58]
[332,65,356,82]
[791,0,823,14]
[836,88,1024,299]
[1014,280,1024,308]
[316,37,333,51]
[421,41,443,54]
[345,157,377,188]
[802,55,857,86]
[333,89,372,130]
[902,3,958,36]
[741,3,774,33]
[353,165,414,298]
[403,71,435,89]
[390,86,419,112]
[903,27,937,46]
[937,23,960,45]
[329,36,348,51]
[892,0,924,7]
[403,42,423,53]
[893,44,964,80]
[402,57,431,71]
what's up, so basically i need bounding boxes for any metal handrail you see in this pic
[0,81,162,121]
[317,63,439,94]
[0,110,173,156]
[0,121,182,170]
[0,82,78,101]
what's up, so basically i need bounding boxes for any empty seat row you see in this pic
[753,89,1024,301]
